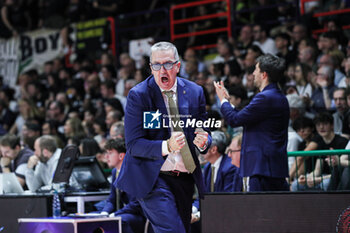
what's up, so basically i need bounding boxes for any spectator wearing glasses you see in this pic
[191,131,237,227]
[227,133,243,191]
[116,41,211,233]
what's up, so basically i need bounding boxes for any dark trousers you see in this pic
[138,174,194,233]
[249,175,289,191]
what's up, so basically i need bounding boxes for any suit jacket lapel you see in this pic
[148,76,170,136]
[177,78,190,129]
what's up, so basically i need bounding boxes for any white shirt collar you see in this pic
[213,155,223,170]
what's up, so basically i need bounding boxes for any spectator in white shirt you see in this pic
[25,135,62,192]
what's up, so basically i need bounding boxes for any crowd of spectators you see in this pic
[1,0,350,194]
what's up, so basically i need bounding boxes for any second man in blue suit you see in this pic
[214,54,290,191]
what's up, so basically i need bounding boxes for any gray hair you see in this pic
[150,42,179,62]
[39,135,57,153]
[111,122,125,139]
[320,65,334,81]
[211,130,227,155]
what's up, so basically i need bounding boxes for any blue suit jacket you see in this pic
[102,168,143,216]
[116,76,212,199]
[221,83,289,178]
[193,154,239,210]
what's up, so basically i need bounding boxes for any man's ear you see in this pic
[175,61,181,73]
[119,152,126,160]
[210,145,218,154]
[42,148,50,157]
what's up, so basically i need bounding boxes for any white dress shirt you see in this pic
[212,155,223,184]
[25,148,62,192]
[159,80,188,172]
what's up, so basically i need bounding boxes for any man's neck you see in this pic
[259,81,270,92]
[323,132,335,144]
[208,153,221,165]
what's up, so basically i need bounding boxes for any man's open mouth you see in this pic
[161,76,169,83]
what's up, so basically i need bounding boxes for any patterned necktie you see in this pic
[116,170,120,210]
[163,91,196,173]
[210,166,215,192]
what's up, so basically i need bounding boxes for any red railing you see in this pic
[170,0,231,50]
[300,0,350,34]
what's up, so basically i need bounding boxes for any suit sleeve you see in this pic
[113,199,143,216]
[221,93,269,128]
[124,89,163,160]
[102,170,116,213]
[196,86,212,154]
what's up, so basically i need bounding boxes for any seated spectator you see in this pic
[309,65,336,113]
[0,99,16,133]
[191,131,237,228]
[234,25,253,60]
[110,121,125,139]
[226,133,243,191]
[24,135,62,192]
[22,122,41,150]
[327,140,350,190]
[42,120,65,148]
[275,33,296,67]
[332,88,348,135]
[100,138,152,233]
[63,117,86,144]
[252,24,278,55]
[288,117,315,175]
[0,134,33,187]
[179,48,206,79]
[79,138,102,157]
[291,112,348,191]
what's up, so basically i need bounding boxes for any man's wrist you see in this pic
[220,98,229,105]
[167,139,173,153]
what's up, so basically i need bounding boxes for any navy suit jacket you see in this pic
[116,76,212,199]
[221,83,289,178]
[102,168,143,216]
[193,154,239,210]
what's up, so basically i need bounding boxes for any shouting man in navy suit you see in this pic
[214,54,290,191]
[117,41,212,233]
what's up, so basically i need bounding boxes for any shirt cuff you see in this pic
[192,206,198,213]
[198,140,208,152]
[162,140,170,156]
[221,99,235,108]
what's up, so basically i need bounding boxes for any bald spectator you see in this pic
[24,135,62,192]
